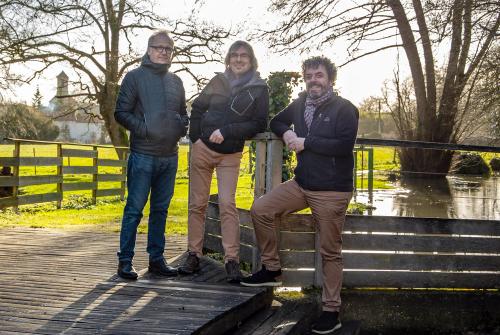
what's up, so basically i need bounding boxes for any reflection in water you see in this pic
[354,175,500,219]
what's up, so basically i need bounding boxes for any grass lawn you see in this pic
[0,142,414,233]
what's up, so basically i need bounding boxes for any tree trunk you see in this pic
[98,89,128,151]
[399,148,453,178]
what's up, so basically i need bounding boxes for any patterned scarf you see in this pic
[304,87,334,130]
[224,68,255,94]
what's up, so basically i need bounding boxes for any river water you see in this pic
[354,175,500,220]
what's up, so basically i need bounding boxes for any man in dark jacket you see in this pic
[178,41,269,283]
[114,30,188,280]
[241,56,359,335]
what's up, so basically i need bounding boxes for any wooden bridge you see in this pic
[0,228,272,334]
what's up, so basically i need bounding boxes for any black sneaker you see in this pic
[178,251,200,275]
[148,258,178,277]
[311,311,342,334]
[240,265,282,287]
[225,260,242,283]
[117,261,138,280]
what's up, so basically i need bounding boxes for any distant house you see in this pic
[42,71,109,144]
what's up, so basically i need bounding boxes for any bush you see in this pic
[490,157,500,172]
[450,153,491,176]
[0,103,59,140]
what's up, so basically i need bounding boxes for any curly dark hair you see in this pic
[302,56,337,84]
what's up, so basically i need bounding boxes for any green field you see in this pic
[0,143,255,233]
[5,143,491,233]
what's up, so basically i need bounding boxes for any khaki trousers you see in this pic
[251,179,352,312]
[188,140,242,262]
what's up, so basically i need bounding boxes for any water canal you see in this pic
[354,175,500,219]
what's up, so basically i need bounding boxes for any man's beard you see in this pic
[306,82,328,98]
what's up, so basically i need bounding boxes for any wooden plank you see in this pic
[204,233,222,253]
[62,166,97,174]
[95,188,122,197]
[266,139,283,193]
[281,269,315,287]
[343,253,500,272]
[355,137,500,153]
[280,214,316,232]
[61,148,97,158]
[62,182,97,192]
[17,193,62,206]
[342,233,500,254]
[205,218,255,245]
[279,231,315,250]
[96,174,126,182]
[92,145,98,204]
[0,176,17,187]
[240,243,255,264]
[97,158,127,167]
[0,196,18,208]
[282,269,500,289]
[206,202,253,227]
[281,214,500,236]
[343,271,500,289]
[239,209,253,227]
[0,157,18,166]
[278,251,500,273]
[280,250,315,268]
[19,175,63,186]
[254,140,266,199]
[345,215,500,236]
[20,157,62,166]
[12,142,19,212]
[56,143,62,209]
[204,232,255,264]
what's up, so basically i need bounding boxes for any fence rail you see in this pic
[204,198,500,288]
[1,135,498,210]
[0,138,128,210]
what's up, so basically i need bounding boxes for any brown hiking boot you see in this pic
[178,251,200,275]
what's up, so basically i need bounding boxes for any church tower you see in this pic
[56,71,69,97]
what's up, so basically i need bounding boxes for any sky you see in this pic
[5,0,408,107]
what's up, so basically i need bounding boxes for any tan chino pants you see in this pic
[188,140,242,262]
[251,179,352,312]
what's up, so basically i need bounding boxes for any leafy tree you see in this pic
[0,103,59,140]
[32,86,43,110]
[262,0,499,176]
[265,72,301,182]
[0,0,233,149]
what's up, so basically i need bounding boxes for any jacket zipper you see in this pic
[143,113,150,142]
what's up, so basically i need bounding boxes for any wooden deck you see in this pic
[0,228,271,334]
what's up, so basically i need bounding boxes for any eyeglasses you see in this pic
[230,52,250,60]
[149,45,174,53]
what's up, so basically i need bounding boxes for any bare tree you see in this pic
[263,0,499,175]
[0,0,233,148]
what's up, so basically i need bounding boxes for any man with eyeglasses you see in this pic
[179,40,269,283]
[114,30,188,280]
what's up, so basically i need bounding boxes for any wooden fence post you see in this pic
[56,144,62,209]
[12,141,20,212]
[253,139,266,199]
[265,138,283,193]
[92,146,98,205]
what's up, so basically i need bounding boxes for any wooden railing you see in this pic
[204,136,500,288]
[0,138,129,210]
[205,199,500,289]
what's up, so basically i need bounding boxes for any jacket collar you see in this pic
[141,53,170,74]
